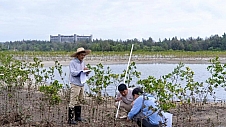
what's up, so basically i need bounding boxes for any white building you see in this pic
[50,34,92,42]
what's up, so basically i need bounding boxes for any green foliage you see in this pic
[39,80,63,105]
[123,62,141,87]
[0,54,66,105]
[138,63,203,111]
[0,54,29,91]
[136,57,226,111]
[86,63,112,97]
[0,54,68,125]
[87,62,141,98]
[205,57,226,101]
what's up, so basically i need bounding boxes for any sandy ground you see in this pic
[1,89,226,127]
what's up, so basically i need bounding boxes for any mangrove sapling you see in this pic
[164,63,203,103]
[138,62,203,112]
[0,55,68,126]
[110,62,141,97]
[39,80,63,106]
[87,62,141,102]
[39,80,63,124]
[124,62,141,88]
[206,57,226,103]
[0,55,40,125]
[102,66,112,97]
[86,63,112,103]
[37,61,66,125]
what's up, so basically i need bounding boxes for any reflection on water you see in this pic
[44,63,226,101]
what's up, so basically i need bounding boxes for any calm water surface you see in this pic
[47,64,226,101]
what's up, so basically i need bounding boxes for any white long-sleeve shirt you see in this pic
[69,58,85,87]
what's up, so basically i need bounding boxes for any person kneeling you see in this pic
[115,83,134,117]
[127,88,163,127]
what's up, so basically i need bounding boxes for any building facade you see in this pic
[50,34,92,42]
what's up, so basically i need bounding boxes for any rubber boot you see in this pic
[68,107,77,124]
[74,106,85,121]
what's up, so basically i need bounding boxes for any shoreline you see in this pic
[40,57,223,67]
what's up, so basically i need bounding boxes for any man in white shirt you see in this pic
[115,83,134,113]
[68,47,91,124]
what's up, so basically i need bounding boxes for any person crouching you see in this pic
[127,88,163,127]
[115,83,134,118]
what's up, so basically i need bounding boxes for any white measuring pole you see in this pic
[68,65,71,89]
[123,44,134,84]
[115,44,134,119]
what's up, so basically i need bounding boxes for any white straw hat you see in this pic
[71,47,91,57]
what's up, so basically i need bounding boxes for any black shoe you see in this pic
[77,117,86,122]
[68,107,77,124]
[68,120,77,124]
[74,106,86,121]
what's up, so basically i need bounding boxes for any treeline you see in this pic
[1,33,226,52]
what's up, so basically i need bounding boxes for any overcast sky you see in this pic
[0,0,226,42]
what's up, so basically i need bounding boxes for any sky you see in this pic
[0,0,226,42]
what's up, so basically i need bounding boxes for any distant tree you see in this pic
[2,32,226,52]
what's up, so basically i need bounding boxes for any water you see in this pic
[45,64,226,101]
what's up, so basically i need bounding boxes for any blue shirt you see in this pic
[128,94,163,125]
[69,58,85,87]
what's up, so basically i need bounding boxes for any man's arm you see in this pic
[115,92,122,102]
[127,96,143,120]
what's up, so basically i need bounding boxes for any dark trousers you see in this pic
[133,112,159,127]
